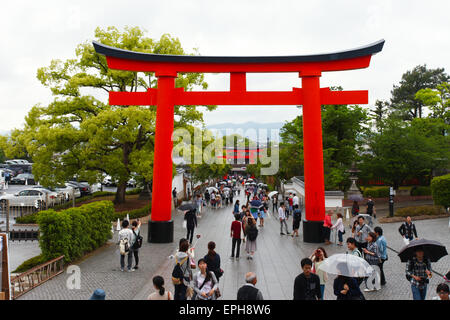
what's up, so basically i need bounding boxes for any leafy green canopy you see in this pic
[1,26,215,203]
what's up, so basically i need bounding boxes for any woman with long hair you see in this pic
[203,241,223,281]
[331,213,345,246]
[310,247,328,300]
[148,275,173,300]
[363,232,381,292]
[192,258,219,300]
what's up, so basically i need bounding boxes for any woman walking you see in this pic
[204,241,223,280]
[331,213,345,246]
[310,247,328,300]
[148,275,173,300]
[173,239,193,300]
[351,200,360,217]
[184,209,197,245]
[193,258,219,300]
[233,200,240,215]
[363,232,381,292]
[245,218,258,260]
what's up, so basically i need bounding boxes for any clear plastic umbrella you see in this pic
[318,253,374,278]
[268,191,278,198]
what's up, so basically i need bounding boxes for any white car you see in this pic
[0,189,50,207]
[31,187,60,206]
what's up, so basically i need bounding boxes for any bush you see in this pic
[114,203,151,221]
[431,174,450,210]
[126,188,143,195]
[395,205,445,217]
[363,187,390,198]
[12,254,46,273]
[92,191,115,197]
[410,186,432,196]
[37,201,114,263]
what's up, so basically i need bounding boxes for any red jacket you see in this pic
[323,215,332,228]
[231,221,243,239]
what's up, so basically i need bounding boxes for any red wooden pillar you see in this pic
[148,73,176,243]
[301,73,326,242]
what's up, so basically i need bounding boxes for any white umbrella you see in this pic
[268,191,278,198]
[318,253,374,278]
[207,187,218,193]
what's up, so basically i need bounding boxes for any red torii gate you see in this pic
[93,39,384,243]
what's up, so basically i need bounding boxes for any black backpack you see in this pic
[172,256,188,285]
[131,230,143,249]
[247,227,258,241]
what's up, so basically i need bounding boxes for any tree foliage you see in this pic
[1,26,214,203]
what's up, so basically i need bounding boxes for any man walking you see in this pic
[355,216,370,254]
[399,216,418,242]
[278,202,290,235]
[293,258,322,300]
[374,226,387,286]
[272,194,278,213]
[118,220,134,272]
[366,196,376,218]
[406,247,432,300]
[230,214,243,260]
[237,272,264,300]
[129,219,142,271]
[184,209,197,245]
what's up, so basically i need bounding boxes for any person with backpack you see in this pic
[129,219,142,271]
[406,247,433,300]
[148,275,173,300]
[399,216,418,243]
[245,218,258,260]
[192,258,219,300]
[292,204,302,237]
[204,241,223,281]
[237,272,264,300]
[184,209,197,245]
[172,239,193,300]
[118,220,134,272]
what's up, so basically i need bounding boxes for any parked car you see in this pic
[127,178,137,188]
[68,181,92,196]
[64,182,82,198]
[10,173,35,185]
[102,175,116,187]
[31,187,60,206]
[0,189,49,208]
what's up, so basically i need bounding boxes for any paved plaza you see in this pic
[16,189,450,300]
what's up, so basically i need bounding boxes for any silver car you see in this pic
[0,189,49,207]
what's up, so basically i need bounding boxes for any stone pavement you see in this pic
[18,188,450,300]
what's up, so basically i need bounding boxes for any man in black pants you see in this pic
[184,209,197,245]
[293,258,322,300]
[130,219,142,271]
[230,214,243,259]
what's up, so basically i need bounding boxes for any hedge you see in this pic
[12,254,46,273]
[394,205,446,217]
[410,186,432,196]
[431,174,450,210]
[362,187,390,198]
[114,203,151,221]
[37,201,115,263]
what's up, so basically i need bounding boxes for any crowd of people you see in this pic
[112,178,448,301]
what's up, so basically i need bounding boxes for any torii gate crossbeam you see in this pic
[93,39,384,243]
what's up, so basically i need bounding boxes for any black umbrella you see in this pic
[177,203,197,211]
[398,238,448,263]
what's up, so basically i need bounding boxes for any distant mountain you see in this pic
[206,121,284,142]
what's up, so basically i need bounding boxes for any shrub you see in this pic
[12,254,46,273]
[363,187,390,198]
[114,203,151,221]
[394,205,445,217]
[92,191,115,197]
[431,174,450,210]
[126,188,143,195]
[410,186,432,196]
[37,201,114,263]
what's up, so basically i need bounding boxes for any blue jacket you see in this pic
[376,235,387,260]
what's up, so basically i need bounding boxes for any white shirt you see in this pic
[331,218,344,232]
[293,196,299,206]
[196,272,213,295]
[278,207,286,220]
[118,228,133,242]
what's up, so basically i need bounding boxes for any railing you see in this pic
[10,255,64,299]
[9,229,39,242]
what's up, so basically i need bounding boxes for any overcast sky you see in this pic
[1,0,449,132]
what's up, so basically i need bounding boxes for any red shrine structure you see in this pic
[219,146,266,165]
[93,40,384,243]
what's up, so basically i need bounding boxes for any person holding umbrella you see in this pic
[333,264,365,300]
[405,247,433,300]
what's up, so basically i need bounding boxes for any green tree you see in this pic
[390,65,449,120]
[415,82,450,128]
[370,100,389,134]
[2,27,214,203]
